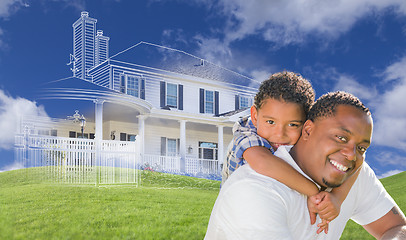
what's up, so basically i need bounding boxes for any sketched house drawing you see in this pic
[15,11,258,184]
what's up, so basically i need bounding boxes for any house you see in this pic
[15,12,259,184]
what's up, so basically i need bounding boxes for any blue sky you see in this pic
[0,0,405,178]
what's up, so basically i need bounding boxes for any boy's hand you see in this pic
[307,194,321,225]
[307,191,341,234]
[315,191,340,222]
[317,219,330,234]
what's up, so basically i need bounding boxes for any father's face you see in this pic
[301,105,373,188]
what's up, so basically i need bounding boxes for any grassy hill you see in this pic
[0,168,404,239]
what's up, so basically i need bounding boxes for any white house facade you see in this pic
[15,12,259,184]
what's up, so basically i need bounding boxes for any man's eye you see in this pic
[337,136,347,142]
[266,120,275,124]
[358,146,367,153]
[289,123,299,127]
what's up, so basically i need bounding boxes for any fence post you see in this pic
[94,99,104,187]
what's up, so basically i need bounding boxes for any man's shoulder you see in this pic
[223,164,297,198]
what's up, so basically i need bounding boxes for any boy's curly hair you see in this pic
[307,91,371,121]
[254,71,315,116]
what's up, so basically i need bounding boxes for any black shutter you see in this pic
[235,95,240,110]
[140,77,145,100]
[215,91,219,116]
[199,88,204,113]
[160,81,166,108]
[178,84,183,110]
[161,137,167,156]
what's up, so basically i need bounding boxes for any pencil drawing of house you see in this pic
[15,11,258,185]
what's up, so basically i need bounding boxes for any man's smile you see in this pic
[329,159,350,172]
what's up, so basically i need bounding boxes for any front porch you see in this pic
[15,134,222,185]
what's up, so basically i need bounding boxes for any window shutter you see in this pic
[235,95,240,110]
[199,88,204,113]
[160,81,166,108]
[215,91,219,116]
[161,137,167,156]
[140,77,145,100]
[178,84,183,110]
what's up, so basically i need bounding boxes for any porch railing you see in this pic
[15,134,221,185]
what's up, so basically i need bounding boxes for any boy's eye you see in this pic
[266,120,275,125]
[288,123,299,127]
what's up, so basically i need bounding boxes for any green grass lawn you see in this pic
[0,168,404,239]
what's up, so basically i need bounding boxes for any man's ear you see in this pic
[250,105,258,127]
[302,120,314,140]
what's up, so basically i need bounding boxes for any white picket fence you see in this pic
[15,134,221,185]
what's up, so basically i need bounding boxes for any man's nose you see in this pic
[341,144,356,161]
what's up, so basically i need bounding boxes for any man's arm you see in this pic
[363,206,406,240]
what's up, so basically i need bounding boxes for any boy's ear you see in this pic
[250,105,258,127]
[302,120,314,140]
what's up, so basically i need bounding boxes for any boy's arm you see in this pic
[243,146,319,197]
[233,116,319,196]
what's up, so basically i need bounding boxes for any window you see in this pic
[205,90,214,114]
[166,83,178,108]
[126,75,139,97]
[167,138,177,156]
[198,142,218,160]
[69,131,76,138]
[38,130,49,136]
[120,74,143,98]
[239,96,250,109]
[51,129,57,137]
[120,133,136,142]
[200,89,218,115]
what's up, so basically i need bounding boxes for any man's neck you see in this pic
[289,144,325,190]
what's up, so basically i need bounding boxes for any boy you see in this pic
[222,71,359,233]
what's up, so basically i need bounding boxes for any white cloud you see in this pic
[0,161,23,172]
[377,169,404,179]
[372,56,406,149]
[218,0,406,46]
[0,0,24,18]
[331,71,378,102]
[0,89,49,150]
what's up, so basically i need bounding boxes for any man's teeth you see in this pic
[330,160,348,172]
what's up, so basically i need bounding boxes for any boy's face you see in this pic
[251,98,306,151]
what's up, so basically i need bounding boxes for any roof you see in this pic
[109,42,260,88]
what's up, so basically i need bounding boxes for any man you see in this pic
[205,91,406,239]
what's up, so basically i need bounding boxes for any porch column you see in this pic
[179,120,187,173]
[94,99,104,186]
[217,125,224,169]
[138,115,147,158]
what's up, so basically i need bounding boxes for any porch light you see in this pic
[188,145,193,154]
[68,110,86,138]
